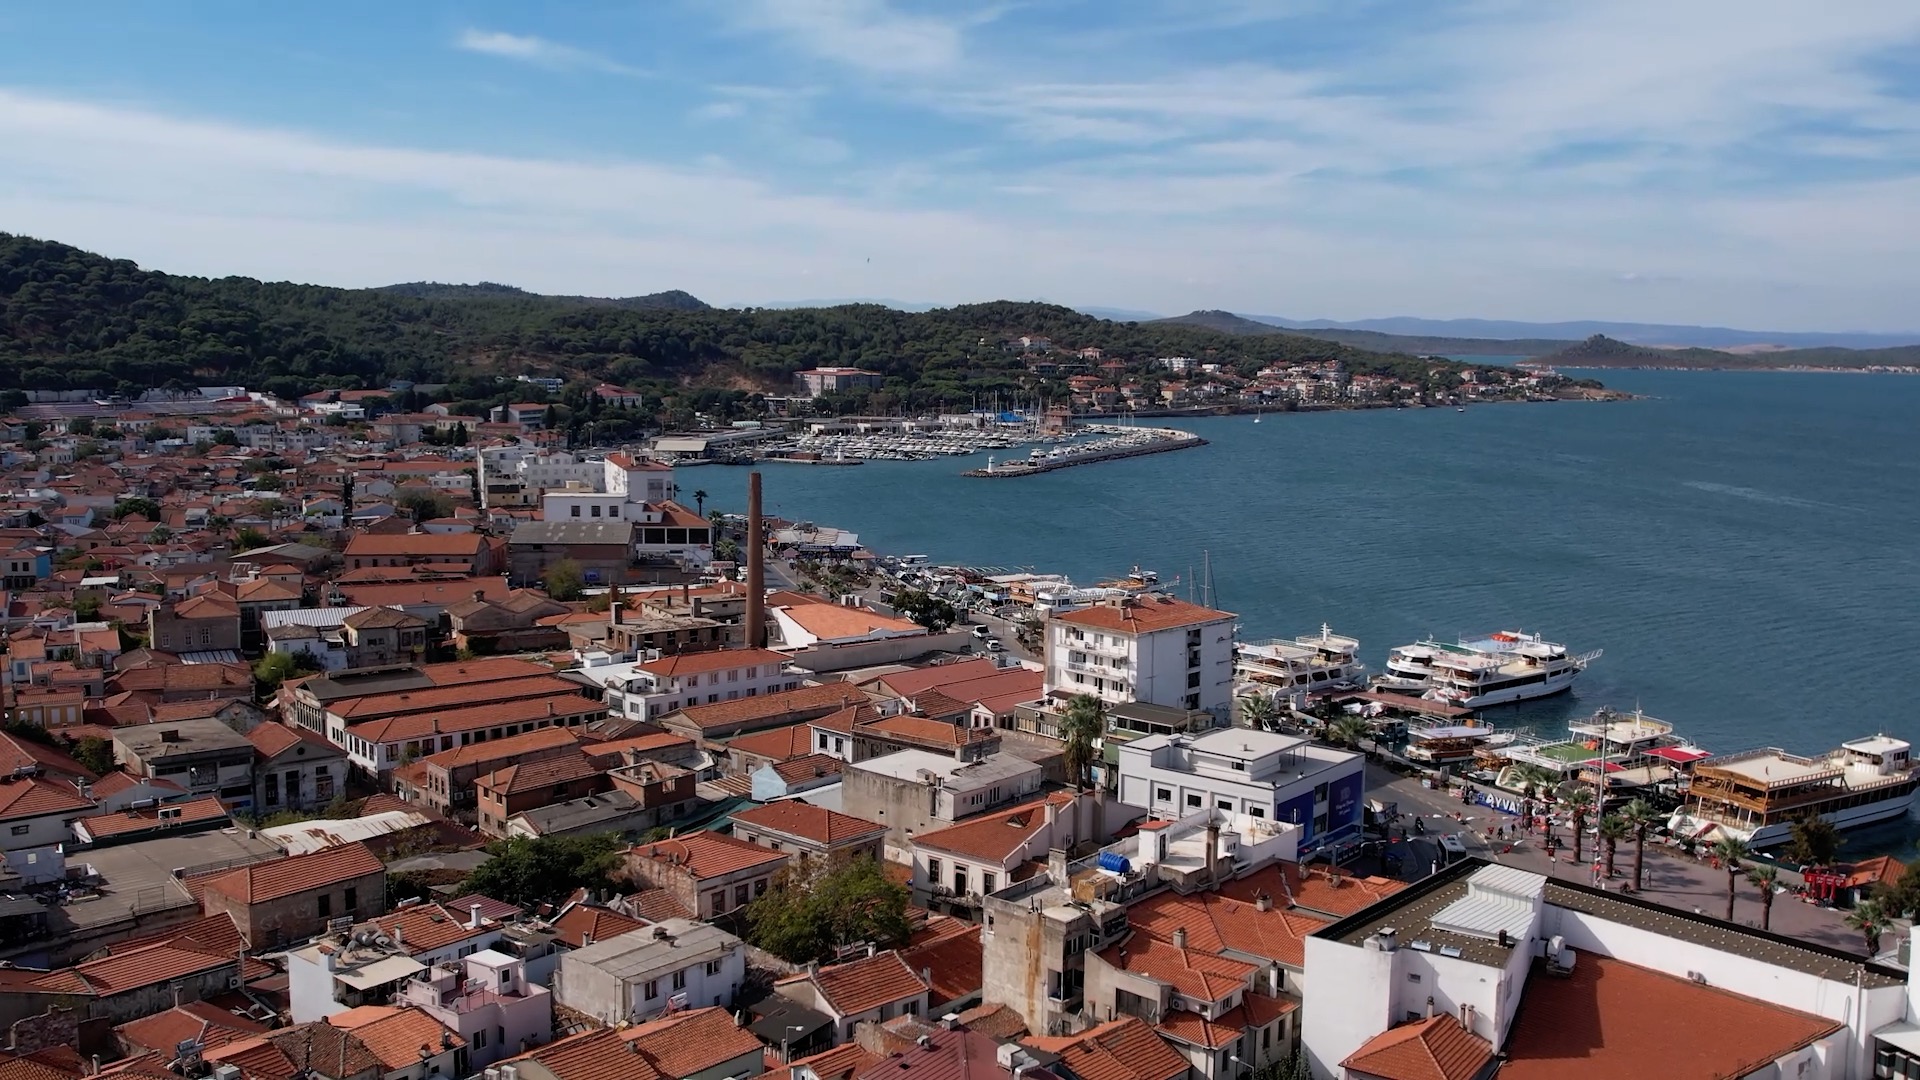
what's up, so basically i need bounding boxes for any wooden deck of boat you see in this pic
[1340,690,1474,719]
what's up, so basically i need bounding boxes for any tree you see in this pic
[1711,836,1750,922]
[692,489,709,515]
[1847,898,1892,956]
[1597,815,1629,879]
[1562,788,1595,865]
[545,559,586,601]
[1876,862,1920,918]
[745,855,911,964]
[460,832,626,908]
[111,497,161,521]
[892,588,958,632]
[1785,814,1843,868]
[396,489,454,522]
[1746,864,1780,930]
[1326,716,1369,750]
[234,527,270,551]
[73,593,102,621]
[148,524,173,544]
[1059,694,1105,791]
[254,650,322,696]
[213,428,240,446]
[68,417,94,437]
[714,537,742,563]
[1622,798,1662,890]
[1237,694,1277,732]
[72,735,115,776]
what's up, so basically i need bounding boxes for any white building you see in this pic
[554,920,746,1024]
[288,902,506,1022]
[478,448,676,510]
[579,648,796,721]
[1305,860,1918,1080]
[1046,595,1237,717]
[1115,728,1364,859]
[541,485,633,523]
[396,950,552,1073]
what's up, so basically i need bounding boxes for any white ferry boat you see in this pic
[1375,631,1599,708]
[1666,736,1920,848]
[1405,721,1513,767]
[1233,625,1366,699]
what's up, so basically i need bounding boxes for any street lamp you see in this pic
[781,1025,807,1063]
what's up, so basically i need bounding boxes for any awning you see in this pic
[334,955,424,990]
[1644,746,1712,764]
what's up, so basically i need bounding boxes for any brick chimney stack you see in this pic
[745,472,765,648]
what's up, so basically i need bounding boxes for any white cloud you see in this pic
[732,0,968,76]
[454,28,647,76]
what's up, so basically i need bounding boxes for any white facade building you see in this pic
[396,950,552,1073]
[1045,595,1237,717]
[579,648,797,721]
[1115,728,1364,859]
[288,902,506,1022]
[478,449,676,510]
[554,920,746,1024]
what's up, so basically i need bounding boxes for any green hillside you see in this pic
[1540,334,1920,369]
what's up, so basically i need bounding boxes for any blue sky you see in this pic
[3,1,1919,330]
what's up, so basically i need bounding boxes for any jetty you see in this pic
[963,428,1206,477]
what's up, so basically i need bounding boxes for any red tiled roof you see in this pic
[0,776,96,823]
[623,888,694,922]
[1053,596,1231,633]
[1844,854,1907,890]
[1123,889,1328,969]
[444,894,525,924]
[197,842,383,904]
[476,748,601,796]
[1156,994,1295,1050]
[954,1002,1027,1040]
[900,924,982,1005]
[1219,862,1408,919]
[245,722,336,760]
[330,674,579,720]
[368,902,490,954]
[780,950,928,1018]
[673,684,867,732]
[770,754,842,785]
[346,693,599,743]
[1094,932,1257,1003]
[327,1005,462,1070]
[731,802,884,847]
[418,725,580,770]
[1497,952,1843,1080]
[724,723,817,762]
[1342,1014,1494,1080]
[769,1043,882,1080]
[629,832,787,881]
[34,942,232,997]
[911,792,1073,865]
[507,1007,759,1080]
[116,1002,268,1055]
[74,795,228,841]
[639,648,786,677]
[1024,1015,1188,1080]
[551,904,647,948]
[342,533,486,557]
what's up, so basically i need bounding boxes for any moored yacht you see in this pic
[1234,625,1366,699]
[1376,631,1599,708]
[1667,736,1920,848]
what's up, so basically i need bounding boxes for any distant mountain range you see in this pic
[377,281,710,311]
[1536,334,1920,370]
[1242,314,1920,351]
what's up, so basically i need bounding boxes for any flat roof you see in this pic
[68,830,283,939]
[847,749,1040,786]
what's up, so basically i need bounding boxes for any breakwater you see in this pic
[962,429,1206,477]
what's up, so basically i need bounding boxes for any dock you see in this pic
[1337,690,1474,720]
[963,431,1206,477]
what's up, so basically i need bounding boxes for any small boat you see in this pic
[1456,406,1466,413]
[1253,415,1261,424]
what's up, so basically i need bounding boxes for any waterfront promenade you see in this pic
[1364,761,1873,955]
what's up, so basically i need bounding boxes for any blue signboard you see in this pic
[1278,791,1318,844]
[1328,770,1364,833]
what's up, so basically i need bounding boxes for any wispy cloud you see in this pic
[454,28,648,76]
[731,0,970,76]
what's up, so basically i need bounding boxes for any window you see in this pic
[1186,793,1202,808]
[644,979,659,1000]
[734,884,749,908]
[591,505,602,518]
[570,505,580,517]
[472,1029,488,1049]
[317,893,331,917]
[981,872,997,893]
[1408,973,1422,983]
[1187,671,1201,688]
[344,886,358,910]
[609,505,619,518]
[705,960,723,976]
[315,771,335,800]
[1155,787,1171,803]
[264,773,280,805]
[754,879,768,897]
[926,857,942,884]
[672,970,687,991]
[8,825,27,836]
[818,733,829,750]
[1249,807,1265,818]
[1218,799,1233,812]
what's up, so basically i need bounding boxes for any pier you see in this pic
[963,429,1206,477]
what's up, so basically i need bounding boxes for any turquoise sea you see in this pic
[690,371,1920,853]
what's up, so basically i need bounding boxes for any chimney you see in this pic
[1204,820,1220,882]
[1426,996,1436,1019]
[468,903,483,930]
[609,583,622,626]
[745,472,765,648]
[681,583,690,605]
[1255,892,1272,912]
[1458,1002,1470,1030]
[392,922,402,950]
[472,589,485,603]
[1172,927,1188,950]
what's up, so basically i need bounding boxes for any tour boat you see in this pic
[1405,722,1509,766]
[1666,736,1920,848]
[1233,625,1366,698]
[1376,631,1599,709]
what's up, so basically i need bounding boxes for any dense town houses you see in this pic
[0,384,1906,1080]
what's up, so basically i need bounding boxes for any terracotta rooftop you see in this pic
[1156,993,1296,1051]
[1024,1015,1188,1080]
[0,776,97,822]
[731,802,884,847]
[769,1043,882,1080]
[900,923,982,1005]
[1053,595,1232,633]
[551,903,648,948]
[781,950,929,1018]
[629,832,788,881]
[1094,931,1258,1004]
[73,794,229,841]
[673,683,867,732]
[774,601,922,640]
[911,793,1074,865]
[723,722,817,762]
[1340,1014,1494,1080]
[1124,888,1329,969]
[476,748,602,796]
[1221,861,1408,919]
[506,1007,759,1080]
[954,1001,1028,1040]
[342,533,486,557]
[770,754,843,785]
[417,725,580,770]
[621,888,694,922]
[116,1002,270,1055]
[1497,951,1843,1080]
[196,841,383,904]
[327,1005,462,1071]
[368,902,491,954]
[639,647,786,678]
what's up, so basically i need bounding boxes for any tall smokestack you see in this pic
[745,472,765,648]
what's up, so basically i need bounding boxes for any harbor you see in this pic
[961,426,1205,477]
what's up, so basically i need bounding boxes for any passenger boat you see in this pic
[1666,736,1920,848]
[1233,625,1366,699]
[1405,721,1511,766]
[1376,631,1599,708]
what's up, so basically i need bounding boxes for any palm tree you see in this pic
[1847,898,1892,956]
[1711,836,1751,922]
[1622,798,1662,890]
[693,489,709,515]
[1786,814,1843,868]
[1562,788,1595,865]
[1327,716,1369,751]
[1746,864,1780,931]
[1238,694,1278,732]
[1597,815,1630,879]
[1059,694,1106,791]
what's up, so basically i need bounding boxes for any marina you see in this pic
[962,426,1206,477]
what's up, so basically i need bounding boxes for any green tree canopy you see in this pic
[892,588,958,632]
[460,833,627,908]
[745,855,911,964]
[253,650,322,695]
[112,497,162,521]
[544,559,586,601]
[71,735,115,776]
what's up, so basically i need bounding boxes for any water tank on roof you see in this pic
[1097,851,1132,875]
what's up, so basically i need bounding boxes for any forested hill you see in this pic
[376,281,710,311]
[1540,334,1920,369]
[0,232,1479,407]
[1154,310,1576,357]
